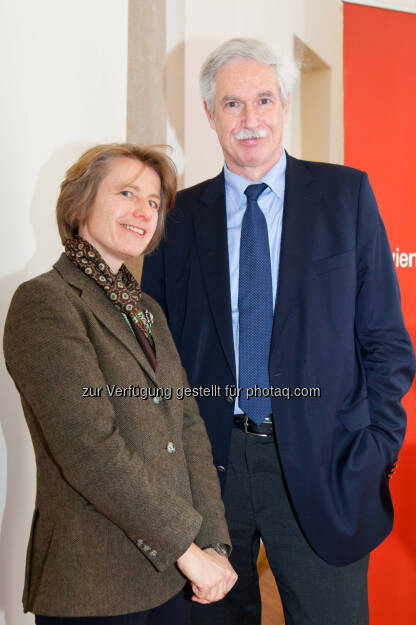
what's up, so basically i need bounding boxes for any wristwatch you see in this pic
[204,542,231,557]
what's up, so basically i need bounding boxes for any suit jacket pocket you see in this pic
[336,398,371,431]
[313,249,355,275]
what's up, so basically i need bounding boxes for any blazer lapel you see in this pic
[54,254,159,386]
[271,154,321,348]
[193,172,236,380]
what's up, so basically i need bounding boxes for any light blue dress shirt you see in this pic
[224,150,287,413]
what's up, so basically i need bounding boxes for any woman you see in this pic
[4,144,236,624]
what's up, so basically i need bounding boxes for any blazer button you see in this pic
[143,544,151,552]
[153,396,162,405]
[149,549,157,557]
[136,539,144,547]
[166,441,176,454]
[217,465,226,472]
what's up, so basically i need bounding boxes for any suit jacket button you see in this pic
[136,539,144,547]
[166,441,176,454]
[153,396,162,405]
[143,544,151,552]
[217,465,226,472]
[149,549,157,557]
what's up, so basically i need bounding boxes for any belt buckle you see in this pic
[243,414,250,433]
[243,414,268,437]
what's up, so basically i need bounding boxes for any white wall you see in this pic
[345,0,416,11]
[0,1,128,623]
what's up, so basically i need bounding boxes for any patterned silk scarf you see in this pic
[65,236,157,370]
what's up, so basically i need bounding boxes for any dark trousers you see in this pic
[191,429,369,625]
[35,591,191,625]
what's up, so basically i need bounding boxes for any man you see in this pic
[142,38,415,625]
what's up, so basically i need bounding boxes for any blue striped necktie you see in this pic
[238,183,273,424]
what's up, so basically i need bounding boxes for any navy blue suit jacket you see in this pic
[142,153,415,566]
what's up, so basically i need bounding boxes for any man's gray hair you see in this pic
[200,38,298,114]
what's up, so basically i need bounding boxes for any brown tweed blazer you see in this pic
[3,253,230,617]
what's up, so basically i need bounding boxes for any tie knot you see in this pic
[244,183,268,203]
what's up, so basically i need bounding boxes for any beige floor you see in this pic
[258,543,285,625]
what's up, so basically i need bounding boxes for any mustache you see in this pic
[233,128,270,140]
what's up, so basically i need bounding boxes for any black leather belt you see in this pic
[233,414,274,437]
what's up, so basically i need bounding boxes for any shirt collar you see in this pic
[224,149,287,212]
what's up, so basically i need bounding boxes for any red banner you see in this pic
[344,2,416,623]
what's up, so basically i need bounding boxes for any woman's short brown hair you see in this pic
[56,143,177,255]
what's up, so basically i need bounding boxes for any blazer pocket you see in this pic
[313,249,355,275]
[336,398,371,431]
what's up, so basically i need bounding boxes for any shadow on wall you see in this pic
[294,35,331,164]
[164,40,185,190]
[166,37,227,188]
[0,142,90,624]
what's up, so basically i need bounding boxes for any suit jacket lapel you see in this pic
[189,156,321,376]
[54,254,159,386]
[193,172,236,380]
[271,154,321,348]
